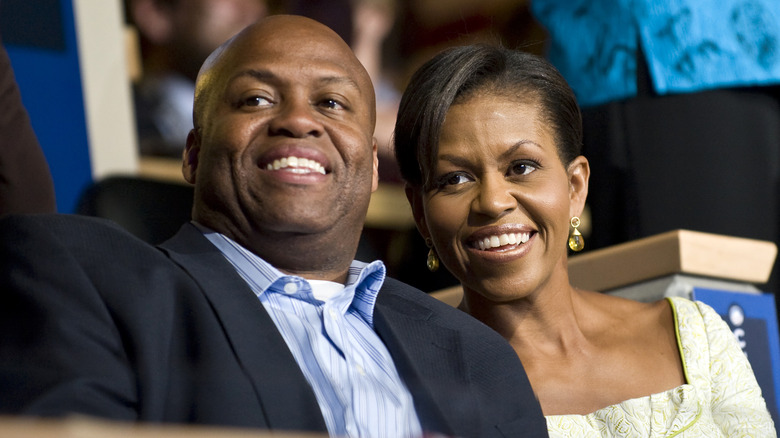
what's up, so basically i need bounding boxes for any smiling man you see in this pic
[183,16,379,282]
[0,16,546,437]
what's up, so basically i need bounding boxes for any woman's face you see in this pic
[411,93,588,302]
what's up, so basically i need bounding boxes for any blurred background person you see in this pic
[351,0,402,182]
[127,0,357,158]
[127,0,274,157]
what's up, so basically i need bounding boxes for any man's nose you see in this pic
[268,98,324,138]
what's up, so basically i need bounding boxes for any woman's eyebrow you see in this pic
[498,140,543,161]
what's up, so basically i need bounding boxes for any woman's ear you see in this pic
[182,129,200,184]
[405,183,430,241]
[567,155,590,218]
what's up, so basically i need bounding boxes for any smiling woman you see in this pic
[394,44,776,436]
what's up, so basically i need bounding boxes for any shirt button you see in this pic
[283,282,298,294]
[328,308,337,319]
[355,363,365,376]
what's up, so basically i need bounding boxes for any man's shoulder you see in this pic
[378,276,449,310]
[1,213,206,293]
[378,277,492,330]
[2,213,134,234]
[1,213,165,256]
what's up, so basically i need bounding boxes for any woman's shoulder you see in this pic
[580,289,679,359]
[580,289,672,326]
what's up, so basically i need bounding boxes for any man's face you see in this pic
[185,17,378,250]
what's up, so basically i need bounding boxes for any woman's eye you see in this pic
[439,172,472,187]
[510,161,538,176]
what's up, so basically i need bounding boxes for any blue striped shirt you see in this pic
[198,225,423,437]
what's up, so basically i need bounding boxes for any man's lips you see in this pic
[264,155,326,175]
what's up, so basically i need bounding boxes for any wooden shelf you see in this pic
[0,416,323,437]
[568,229,777,291]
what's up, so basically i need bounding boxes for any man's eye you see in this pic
[242,96,272,107]
[320,99,345,110]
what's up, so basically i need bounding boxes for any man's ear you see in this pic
[404,183,430,242]
[130,0,174,44]
[371,138,379,192]
[567,155,590,219]
[182,129,200,184]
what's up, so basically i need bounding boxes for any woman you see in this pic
[394,45,775,436]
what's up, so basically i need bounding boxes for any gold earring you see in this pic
[425,238,439,272]
[568,216,584,252]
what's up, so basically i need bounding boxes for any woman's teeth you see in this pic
[476,232,530,250]
[266,156,326,174]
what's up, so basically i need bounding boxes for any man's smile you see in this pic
[265,156,327,175]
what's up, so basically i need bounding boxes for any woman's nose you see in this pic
[472,174,517,219]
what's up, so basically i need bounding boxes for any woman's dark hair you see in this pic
[394,45,583,189]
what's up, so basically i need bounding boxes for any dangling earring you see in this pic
[425,238,439,272]
[568,216,584,252]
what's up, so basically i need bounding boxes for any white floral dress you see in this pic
[546,297,776,437]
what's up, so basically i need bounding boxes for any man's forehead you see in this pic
[226,66,365,93]
[220,33,372,93]
[195,15,376,122]
[230,63,360,85]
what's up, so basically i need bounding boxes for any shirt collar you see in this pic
[194,222,386,325]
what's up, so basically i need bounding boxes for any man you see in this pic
[0,16,547,437]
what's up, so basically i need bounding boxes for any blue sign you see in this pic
[693,288,780,424]
[2,0,93,213]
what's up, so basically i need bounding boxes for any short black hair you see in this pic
[394,44,582,189]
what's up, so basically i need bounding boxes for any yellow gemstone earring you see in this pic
[425,238,439,272]
[568,216,584,252]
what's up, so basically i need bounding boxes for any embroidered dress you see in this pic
[546,297,776,437]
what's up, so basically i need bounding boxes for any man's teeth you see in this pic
[266,156,326,174]
[477,232,530,250]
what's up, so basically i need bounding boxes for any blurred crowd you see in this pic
[126,0,540,182]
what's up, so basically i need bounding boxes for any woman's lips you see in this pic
[471,231,532,251]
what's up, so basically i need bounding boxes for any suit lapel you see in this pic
[374,282,472,437]
[159,224,327,432]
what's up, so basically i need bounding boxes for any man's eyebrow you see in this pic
[228,69,362,93]
[316,76,362,92]
[229,69,277,83]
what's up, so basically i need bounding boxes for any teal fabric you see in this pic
[532,0,780,107]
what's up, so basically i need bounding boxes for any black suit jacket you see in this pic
[0,214,547,437]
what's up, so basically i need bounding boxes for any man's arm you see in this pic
[0,215,137,418]
[0,37,56,215]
